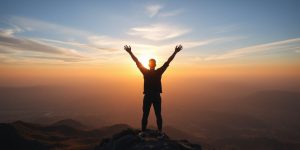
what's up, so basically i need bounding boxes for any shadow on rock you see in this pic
[94,128,202,150]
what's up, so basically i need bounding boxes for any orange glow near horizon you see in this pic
[0,62,300,87]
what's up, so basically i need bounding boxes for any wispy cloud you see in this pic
[21,55,87,62]
[88,36,126,51]
[10,16,89,37]
[146,4,163,17]
[0,28,21,37]
[1,16,243,65]
[1,17,166,64]
[7,16,128,52]
[159,9,184,17]
[0,28,87,62]
[159,38,222,51]
[128,24,190,41]
[204,38,300,60]
[0,30,81,56]
[145,4,183,18]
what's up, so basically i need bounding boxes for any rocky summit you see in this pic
[94,129,202,150]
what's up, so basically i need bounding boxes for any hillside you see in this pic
[0,120,130,150]
[0,120,201,150]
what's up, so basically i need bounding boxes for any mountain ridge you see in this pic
[0,119,201,150]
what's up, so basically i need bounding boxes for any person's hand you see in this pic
[175,45,183,53]
[124,45,131,53]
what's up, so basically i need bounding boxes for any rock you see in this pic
[94,128,202,150]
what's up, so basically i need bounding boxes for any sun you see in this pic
[139,51,156,68]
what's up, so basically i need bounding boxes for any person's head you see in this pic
[148,58,156,69]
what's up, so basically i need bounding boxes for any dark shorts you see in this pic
[143,93,161,115]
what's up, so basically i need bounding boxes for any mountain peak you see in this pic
[94,128,202,150]
[51,119,86,129]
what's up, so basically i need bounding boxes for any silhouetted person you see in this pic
[124,45,183,135]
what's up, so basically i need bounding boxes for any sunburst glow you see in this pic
[139,50,157,68]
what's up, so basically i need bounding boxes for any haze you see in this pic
[0,0,300,149]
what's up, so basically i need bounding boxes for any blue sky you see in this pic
[0,0,299,66]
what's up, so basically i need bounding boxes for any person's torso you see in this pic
[143,69,163,94]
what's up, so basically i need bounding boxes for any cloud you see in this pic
[0,33,81,57]
[0,28,22,37]
[158,38,221,51]
[145,4,183,18]
[128,24,190,41]
[0,28,87,62]
[159,9,183,17]
[146,4,163,17]
[9,16,89,36]
[88,36,126,51]
[8,16,128,52]
[204,38,300,60]
[181,39,221,49]
[1,16,240,65]
[21,55,87,62]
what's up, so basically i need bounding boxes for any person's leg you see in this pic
[153,94,162,131]
[142,94,152,132]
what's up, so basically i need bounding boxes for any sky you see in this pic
[0,0,299,86]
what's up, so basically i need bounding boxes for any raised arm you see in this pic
[124,45,147,73]
[165,45,182,66]
[158,45,183,74]
[124,45,138,62]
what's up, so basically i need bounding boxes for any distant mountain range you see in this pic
[0,119,131,150]
[1,85,300,149]
[0,119,201,150]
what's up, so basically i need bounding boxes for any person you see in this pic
[124,45,183,137]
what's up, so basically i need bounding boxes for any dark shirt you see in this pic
[136,61,169,94]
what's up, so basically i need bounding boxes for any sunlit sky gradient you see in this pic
[0,0,299,86]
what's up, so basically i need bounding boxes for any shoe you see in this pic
[157,131,165,139]
[138,131,146,138]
